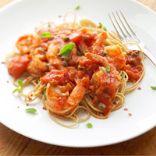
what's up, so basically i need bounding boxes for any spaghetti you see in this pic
[7,19,144,127]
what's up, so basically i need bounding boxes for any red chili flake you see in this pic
[58,15,62,18]
[124,108,128,111]
[43,106,46,110]
[128,113,132,117]
[137,87,141,90]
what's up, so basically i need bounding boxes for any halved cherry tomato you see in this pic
[8,55,30,79]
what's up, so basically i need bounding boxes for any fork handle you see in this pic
[139,43,156,67]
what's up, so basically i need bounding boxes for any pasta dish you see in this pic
[7,19,144,127]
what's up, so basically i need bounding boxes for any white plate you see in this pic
[0,0,156,147]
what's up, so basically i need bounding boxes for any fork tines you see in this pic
[109,10,139,42]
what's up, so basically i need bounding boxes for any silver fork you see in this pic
[109,10,156,66]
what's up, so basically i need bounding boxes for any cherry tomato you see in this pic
[8,55,30,79]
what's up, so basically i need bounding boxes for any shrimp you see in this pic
[16,35,41,54]
[106,45,126,70]
[45,79,86,116]
[85,52,108,66]
[92,32,107,55]
[94,32,107,47]
[46,39,65,69]
[46,44,62,69]
[90,68,121,116]
[27,55,48,77]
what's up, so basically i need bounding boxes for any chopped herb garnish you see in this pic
[1,61,5,64]
[12,79,24,93]
[124,108,128,111]
[75,5,80,10]
[60,43,75,56]
[25,108,37,114]
[151,86,156,90]
[58,15,62,18]
[40,32,52,39]
[98,103,105,111]
[120,72,124,79]
[98,22,107,31]
[106,65,111,73]
[86,122,93,128]
[99,66,111,73]
[43,86,47,98]
[120,71,126,79]
[103,26,107,31]
[98,22,103,29]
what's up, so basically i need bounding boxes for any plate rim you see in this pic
[0,0,156,147]
[0,120,155,148]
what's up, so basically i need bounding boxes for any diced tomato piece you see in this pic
[84,33,97,47]
[8,55,30,79]
[124,65,142,82]
[69,32,82,44]
[78,56,99,76]
[40,69,69,85]
[107,56,126,70]
[81,76,90,88]
[124,50,143,82]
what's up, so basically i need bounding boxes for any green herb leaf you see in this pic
[26,108,37,114]
[12,88,19,93]
[43,86,47,98]
[60,43,75,56]
[75,5,80,10]
[12,79,24,93]
[86,123,93,128]
[40,32,52,39]
[103,26,107,31]
[151,86,156,90]
[120,71,124,79]
[106,65,111,73]
[120,71,128,80]
[18,79,23,86]
[98,22,107,31]
[98,22,103,29]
